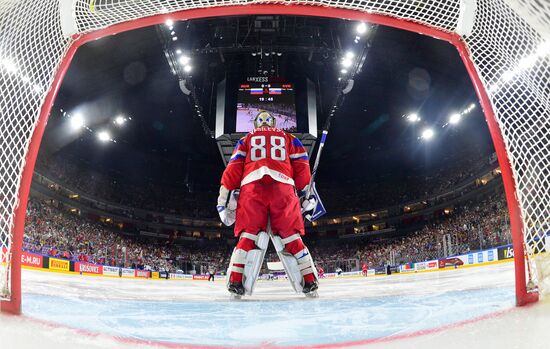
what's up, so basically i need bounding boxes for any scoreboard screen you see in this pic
[236,82,297,133]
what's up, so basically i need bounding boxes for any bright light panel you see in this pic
[70,114,84,129]
[449,113,461,124]
[407,113,420,123]
[115,116,126,125]
[356,22,367,35]
[183,65,192,73]
[2,59,17,73]
[179,56,190,65]
[341,58,352,68]
[97,131,110,142]
[421,128,434,140]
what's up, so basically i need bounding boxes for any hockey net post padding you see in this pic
[1,0,548,313]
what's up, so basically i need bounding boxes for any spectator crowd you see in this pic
[21,192,510,275]
[24,199,227,273]
[35,149,497,221]
[307,191,511,271]
[35,153,217,219]
[318,152,497,214]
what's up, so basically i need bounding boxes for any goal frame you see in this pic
[0,4,538,315]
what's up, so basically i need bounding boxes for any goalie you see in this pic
[217,111,319,297]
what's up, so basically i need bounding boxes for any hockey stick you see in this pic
[304,130,328,200]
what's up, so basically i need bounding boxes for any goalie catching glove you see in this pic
[217,186,239,226]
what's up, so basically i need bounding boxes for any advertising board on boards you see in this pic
[21,252,43,267]
[49,258,69,271]
[103,266,120,276]
[78,262,102,274]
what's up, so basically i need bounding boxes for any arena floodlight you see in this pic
[519,55,537,70]
[172,36,177,41]
[165,19,173,27]
[407,113,420,123]
[536,41,550,57]
[97,130,110,142]
[449,113,461,124]
[502,70,515,82]
[356,22,367,35]
[469,103,476,110]
[345,51,355,59]
[170,31,175,36]
[2,58,17,73]
[176,49,182,55]
[340,69,348,74]
[183,65,192,73]
[341,58,352,68]
[178,55,190,65]
[114,116,126,126]
[70,113,84,129]
[421,128,435,140]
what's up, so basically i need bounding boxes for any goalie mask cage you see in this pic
[0,0,548,314]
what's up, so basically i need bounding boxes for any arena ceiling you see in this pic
[41,14,494,194]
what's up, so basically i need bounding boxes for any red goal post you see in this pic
[1,0,548,314]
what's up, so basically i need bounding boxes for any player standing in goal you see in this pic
[217,111,319,297]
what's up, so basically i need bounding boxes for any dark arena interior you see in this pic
[2,10,549,349]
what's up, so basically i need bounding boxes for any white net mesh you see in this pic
[0,0,70,301]
[0,0,548,304]
[464,0,550,292]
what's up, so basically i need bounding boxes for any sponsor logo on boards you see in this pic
[21,252,42,267]
[49,258,69,271]
[79,263,102,274]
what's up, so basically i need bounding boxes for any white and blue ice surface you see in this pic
[2,262,550,348]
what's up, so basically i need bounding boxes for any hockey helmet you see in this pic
[253,111,276,128]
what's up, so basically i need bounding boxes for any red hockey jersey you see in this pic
[221,127,311,191]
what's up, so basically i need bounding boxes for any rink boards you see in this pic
[4,243,523,282]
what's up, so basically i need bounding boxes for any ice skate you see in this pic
[228,282,245,299]
[302,280,319,298]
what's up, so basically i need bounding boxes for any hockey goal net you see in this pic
[1,0,548,314]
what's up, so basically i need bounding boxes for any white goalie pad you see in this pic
[270,234,318,293]
[226,231,269,295]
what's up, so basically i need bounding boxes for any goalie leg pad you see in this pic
[271,233,318,293]
[226,231,269,295]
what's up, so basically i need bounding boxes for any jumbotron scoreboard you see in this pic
[236,82,297,133]
[214,77,318,165]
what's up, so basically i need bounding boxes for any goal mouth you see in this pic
[2,1,547,314]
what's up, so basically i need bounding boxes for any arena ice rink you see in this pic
[1,262,549,348]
